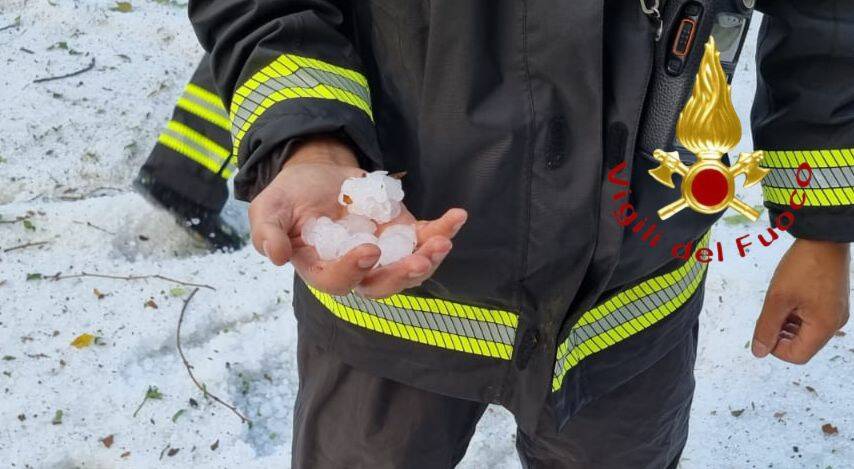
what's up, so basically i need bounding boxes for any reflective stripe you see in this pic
[177,83,230,131]
[762,186,854,206]
[230,54,372,158]
[552,233,710,392]
[760,149,854,207]
[157,120,232,177]
[761,149,854,169]
[308,287,517,360]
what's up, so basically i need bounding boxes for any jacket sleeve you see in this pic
[188,0,381,201]
[752,1,854,242]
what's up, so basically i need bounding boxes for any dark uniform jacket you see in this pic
[188,0,854,432]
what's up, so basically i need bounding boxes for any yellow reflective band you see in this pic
[552,232,710,392]
[185,83,226,110]
[229,54,372,158]
[175,83,230,131]
[762,186,854,206]
[156,120,231,178]
[761,149,854,169]
[760,149,854,207]
[177,98,230,131]
[308,286,517,360]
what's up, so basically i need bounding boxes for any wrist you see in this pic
[284,135,359,169]
[794,238,850,256]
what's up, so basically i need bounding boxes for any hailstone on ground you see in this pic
[338,171,404,224]
[300,171,417,267]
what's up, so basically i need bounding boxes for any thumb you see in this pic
[248,191,294,266]
[752,290,795,358]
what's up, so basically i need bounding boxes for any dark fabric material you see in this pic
[551,270,706,429]
[187,0,847,434]
[753,0,854,242]
[293,324,488,469]
[518,322,697,469]
[292,318,697,469]
[139,55,230,211]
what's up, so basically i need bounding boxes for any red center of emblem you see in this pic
[690,168,728,207]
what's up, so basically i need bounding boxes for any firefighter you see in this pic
[186,1,852,467]
[134,55,245,251]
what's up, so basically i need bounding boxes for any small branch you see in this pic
[0,214,33,225]
[3,241,49,253]
[176,288,251,424]
[50,271,215,290]
[0,18,21,32]
[72,220,115,235]
[33,57,95,84]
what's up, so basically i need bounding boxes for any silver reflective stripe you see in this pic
[552,233,710,392]
[231,67,369,140]
[336,292,516,346]
[308,286,518,360]
[161,126,229,165]
[180,90,229,120]
[764,166,854,189]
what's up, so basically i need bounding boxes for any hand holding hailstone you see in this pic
[302,172,418,267]
[247,137,467,298]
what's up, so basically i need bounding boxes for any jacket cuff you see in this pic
[760,149,854,242]
[230,96,381,201]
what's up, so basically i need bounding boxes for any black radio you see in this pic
[638,0,754,162]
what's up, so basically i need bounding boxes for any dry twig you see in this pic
[176,288,251,424]
[50,271,215,290]
[72,220,116,235]
[3,241,49,253]
[33,57,96,84]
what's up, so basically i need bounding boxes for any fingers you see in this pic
[356,236,452,299]
[752,290,795,358]
[770,313,837,365]
[291,243,381,295]
[249,191,294,266]
[415,208,467,243]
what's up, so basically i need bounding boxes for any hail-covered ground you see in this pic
[1,2,852,468]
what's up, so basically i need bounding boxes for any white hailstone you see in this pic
[337,213,377,235]
[377,224,417,266]
[336,232,380,258]
[339,171,404,224]
[301,216,351,260]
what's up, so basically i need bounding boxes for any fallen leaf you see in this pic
[188,398,198,408]
[835,330,846,337]
[2,355,16,361]
[822,423,839,435]
[101,434,114,448]
[167,448,180,457]
[70,333,95,349]
[210,439,219,451]
[26,273,43,281]
[146,386,163,400]
[171,409,186,423]
[22,219,35,231]
[169,287,186,297]
[17,414,25,421]
[773,411,786,420]
[144,298,158,309]
[806,386,817,395]
[730,408,745,417]
[121,451,130,458]
[93,288,107,299]
[110,1,133,12]
[52,409,63,425]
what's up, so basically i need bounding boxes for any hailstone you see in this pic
[339,171,404,223]
[377,224,417,266]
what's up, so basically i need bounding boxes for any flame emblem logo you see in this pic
[648,37,769,221]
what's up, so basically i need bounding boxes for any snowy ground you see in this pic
[1,2,852,468]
